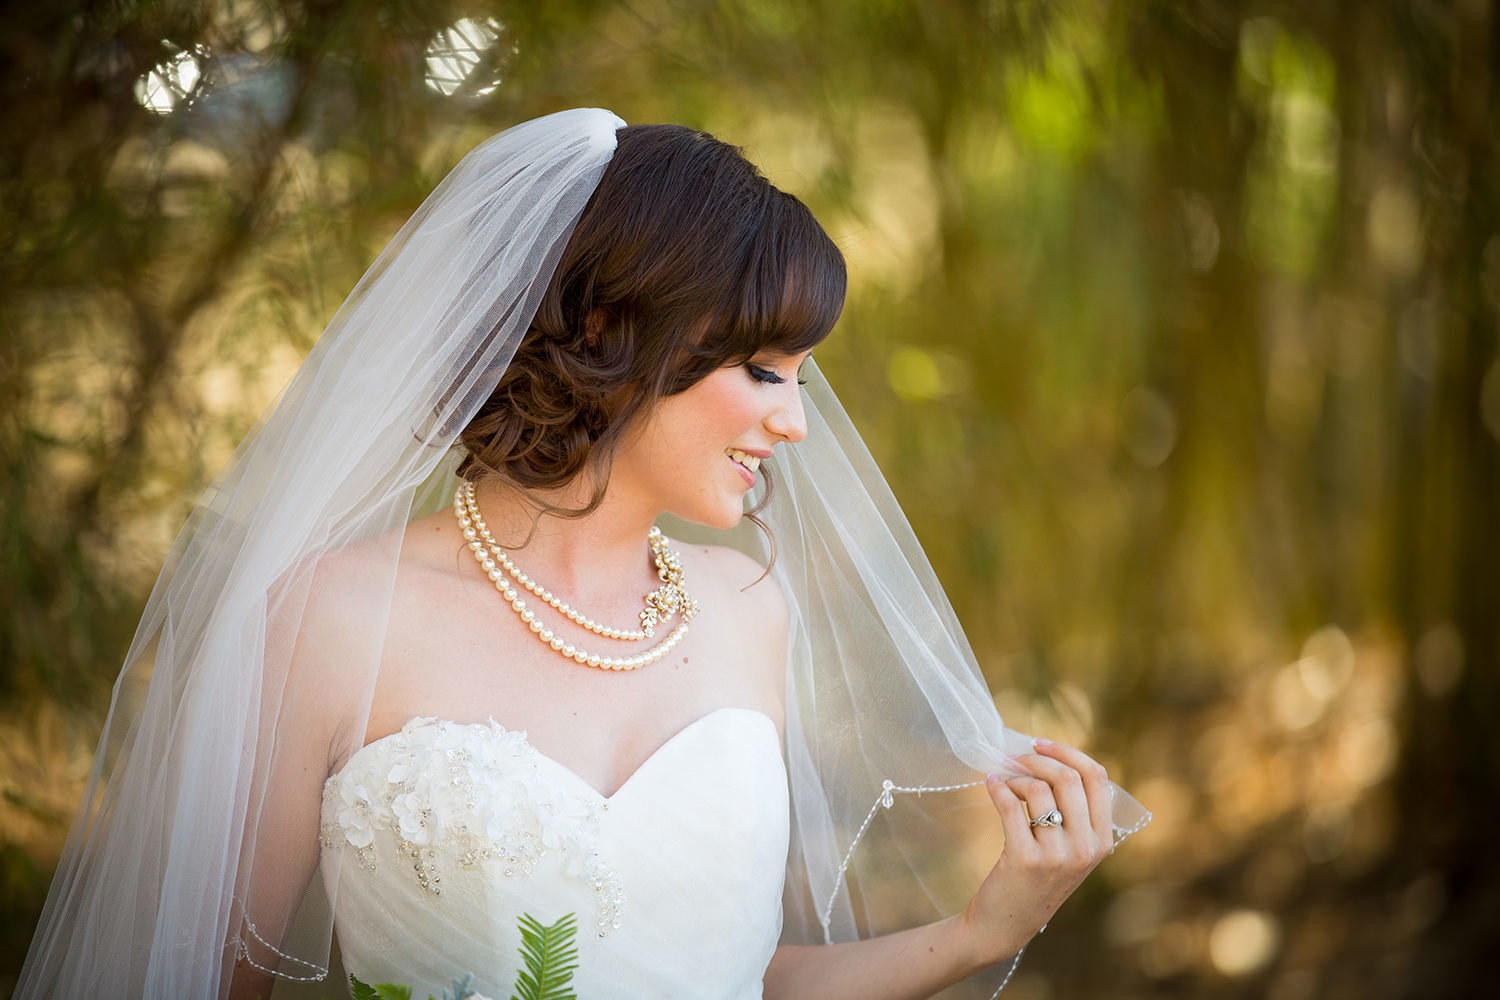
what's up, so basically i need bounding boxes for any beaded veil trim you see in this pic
[819,778,1154,997]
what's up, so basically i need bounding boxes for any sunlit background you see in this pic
[2,1,1497,997]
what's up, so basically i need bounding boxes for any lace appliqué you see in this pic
[321,717,626,936]
[820,777,1153,998]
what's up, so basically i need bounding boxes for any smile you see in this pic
[726,448,762,486]
[726,448,762,473]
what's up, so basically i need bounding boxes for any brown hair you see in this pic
[458,123,846,523]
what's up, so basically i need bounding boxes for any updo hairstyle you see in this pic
[457,123,847,519]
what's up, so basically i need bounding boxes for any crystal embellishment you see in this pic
[321,717,625,935]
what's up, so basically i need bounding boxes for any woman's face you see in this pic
[610,351,811,529]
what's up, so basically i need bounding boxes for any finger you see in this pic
[985,774,1038,855]
[1003,775,1061,840]
[1007,752,1091,847]
[1033,739,1115,850]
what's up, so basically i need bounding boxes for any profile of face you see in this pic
[609,351,812,530]
[458,123,844,517]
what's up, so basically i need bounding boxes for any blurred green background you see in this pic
[3,1,1497,997]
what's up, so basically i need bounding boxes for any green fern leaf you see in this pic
[346,974,412,1000]
[348,975,381,1000]
[511,912,579,1000]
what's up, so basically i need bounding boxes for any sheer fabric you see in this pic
[18,108,625,998]
[689,364,1151,979]
[17,107,1147,1000]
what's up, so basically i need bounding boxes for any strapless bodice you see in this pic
[319,707,789,999]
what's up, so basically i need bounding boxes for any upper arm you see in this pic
[232,543,388,984]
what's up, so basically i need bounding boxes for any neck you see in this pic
[466,475,660,597]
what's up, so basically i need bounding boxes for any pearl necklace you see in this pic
[454,482,699,671]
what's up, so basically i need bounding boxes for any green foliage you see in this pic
[340,913,577,1000]
[349,974,410,1000]
[512,912,579,1000]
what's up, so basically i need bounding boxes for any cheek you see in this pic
[645,370,762,459]
[693,373,762,429]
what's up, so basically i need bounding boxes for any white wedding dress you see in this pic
[319,707,790,999]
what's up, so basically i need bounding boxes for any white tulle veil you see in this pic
[16,107,1147,1000]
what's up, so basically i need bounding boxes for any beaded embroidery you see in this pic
[321,717,626,936]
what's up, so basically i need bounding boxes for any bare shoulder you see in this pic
[674,540,788,717]
[270,529,404,683]
[685,541,787,627]
[275,505,466,674]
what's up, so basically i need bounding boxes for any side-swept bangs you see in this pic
[667,186,847,392]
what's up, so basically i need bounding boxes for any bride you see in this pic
[17,108,1147,1000]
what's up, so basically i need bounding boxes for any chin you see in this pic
[673,501,747,533]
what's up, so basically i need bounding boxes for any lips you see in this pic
[726,448,762,473]
[726,448,762,486]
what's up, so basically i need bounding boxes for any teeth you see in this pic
[726,448,761,472]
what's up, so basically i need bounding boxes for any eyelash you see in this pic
[747,364,808,386]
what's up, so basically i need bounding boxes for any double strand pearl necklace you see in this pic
[454,482,699,671]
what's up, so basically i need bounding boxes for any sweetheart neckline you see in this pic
[333,706,781,801]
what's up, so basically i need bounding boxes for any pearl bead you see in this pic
[455,489,695,673]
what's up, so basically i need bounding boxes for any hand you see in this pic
[955,740,1116,967]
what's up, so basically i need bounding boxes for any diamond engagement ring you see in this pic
[1029,809,1064,828]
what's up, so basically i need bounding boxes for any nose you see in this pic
[766,381,808,444]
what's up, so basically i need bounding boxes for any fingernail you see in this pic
[986,772,1001,785]
[1034,737,1054,748]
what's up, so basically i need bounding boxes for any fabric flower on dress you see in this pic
[478,726,532,775]
[391,774,444,846]
[335,778,380,849]
[476,779,529,840]
[531,781,596,869]
[386,754,419,786]
[319,717,625,931]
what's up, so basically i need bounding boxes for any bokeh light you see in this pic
[134,43,208,115]
[425,17,511,98]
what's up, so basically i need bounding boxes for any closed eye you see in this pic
[747,359,812,385]
[747,364,786,385]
